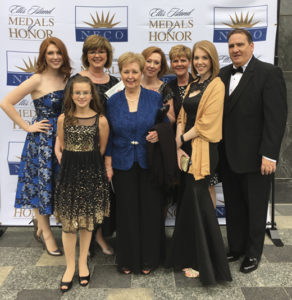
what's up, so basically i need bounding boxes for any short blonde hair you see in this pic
[169,45,192,61]
[82,35,113,68]
[141,46,168,78]
[118,52,145,72]
[191,40,220,80]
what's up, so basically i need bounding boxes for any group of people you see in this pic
[0,28,287,291]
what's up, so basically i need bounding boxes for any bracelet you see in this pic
[106,167,112,171]
[180,134,185,144]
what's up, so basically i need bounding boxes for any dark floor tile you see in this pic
[89,265,131,288]
[241,287,290,300]
[263,245,292,262]
[275,204,292,216]
[275,180,292,203]
[16,289,61,300]
[0,230,37,247]
[61,288,108,300]
[173,270,202,288]
[89,252,116,265]
[284,287,292,298]
[131,268,175,289]
[89,239,116,265]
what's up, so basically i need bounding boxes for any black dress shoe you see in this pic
[227,252,241,262]
[240,256,258,273]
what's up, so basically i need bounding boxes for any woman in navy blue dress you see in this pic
[105,52,166,274]
[0,37,71,255]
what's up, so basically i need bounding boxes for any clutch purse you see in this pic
[180,155,192,172]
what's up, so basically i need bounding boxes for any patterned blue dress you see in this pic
[15,90,63,215]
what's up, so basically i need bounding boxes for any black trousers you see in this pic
[221,162,272,259]
[113,163,165,273]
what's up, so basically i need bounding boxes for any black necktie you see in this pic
[231,66,243,75]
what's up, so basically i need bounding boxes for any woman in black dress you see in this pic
[141,46,175,124]
[167,44,218,207]
[79,35,118,256]
[167,45,193,121]
[167,40,232,285]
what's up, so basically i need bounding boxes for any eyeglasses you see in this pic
[88,50,107,56]
[73,91,91,96]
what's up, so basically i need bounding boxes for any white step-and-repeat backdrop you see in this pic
[0,0,277,226]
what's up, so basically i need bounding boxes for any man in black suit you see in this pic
[219,28,287,273]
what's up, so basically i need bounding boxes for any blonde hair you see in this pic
[118,52,145,72]
[169,45,192,61]
[191,40,220,80]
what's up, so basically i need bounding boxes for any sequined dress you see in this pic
[15,90,63,215]
[54,114,110,233]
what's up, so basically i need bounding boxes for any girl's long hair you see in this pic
[63,76,103,125]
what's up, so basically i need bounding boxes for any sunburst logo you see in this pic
[16,57,37,73]
[75,6,128,42]
[213,6,268,43]
[83,11,120,28]
[223,12,259,28]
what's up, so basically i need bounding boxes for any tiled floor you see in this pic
[0,203,291,300]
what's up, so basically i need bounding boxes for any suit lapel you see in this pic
[224,56,255,114]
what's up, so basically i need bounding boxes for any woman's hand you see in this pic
[55,151,62,165]
[106,167,114,182]
[54,135,63,164]
[177,148,189,170]
[146,130,159,143]
[104,156,113,181]
[28,119,51,133]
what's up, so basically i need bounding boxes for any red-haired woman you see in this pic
[0,37,71,256]
[141,46,175,124]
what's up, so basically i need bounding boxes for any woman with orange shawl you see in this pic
[167,41,232,285]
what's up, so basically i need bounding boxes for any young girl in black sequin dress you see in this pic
[54,76,110,292]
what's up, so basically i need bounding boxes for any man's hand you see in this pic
[261,157,276,175]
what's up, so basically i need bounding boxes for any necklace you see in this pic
[125,89,140,102]
[177,74,189,86]
[87,69,107,83]
[142,78,161,92]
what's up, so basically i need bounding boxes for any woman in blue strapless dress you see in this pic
[0,37,71,255]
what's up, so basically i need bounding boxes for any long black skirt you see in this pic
[113,163,165,273]
[167,173,232,285]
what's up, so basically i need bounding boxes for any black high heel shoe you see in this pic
[29,218,41,243]
[60,276,73,293]
[40,233,62,256]
[78,273,90,287]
